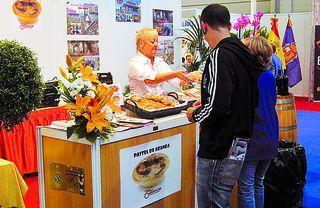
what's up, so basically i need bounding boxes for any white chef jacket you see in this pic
[128,52,180,94]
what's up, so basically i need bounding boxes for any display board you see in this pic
[312,0,320,101]
[119,135,181,208]
[0,0,182,90]
[313,25,320,100]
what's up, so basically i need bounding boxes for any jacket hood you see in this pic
[216,36,264,82]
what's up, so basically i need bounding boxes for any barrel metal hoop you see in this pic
[279,125,297,131]
[276,105,295,111]
[276,99,294,105]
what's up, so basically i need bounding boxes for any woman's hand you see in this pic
[145,69,195,85]
[173,69,194,83]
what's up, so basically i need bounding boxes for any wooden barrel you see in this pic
[276,93,297,141]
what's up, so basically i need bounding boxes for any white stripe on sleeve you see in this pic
[194,48,219,122]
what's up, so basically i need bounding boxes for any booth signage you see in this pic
[314,25,320,101]
[119,134,182,208]
[49,162,85,195]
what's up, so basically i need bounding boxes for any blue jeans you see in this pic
[237,159,271,208]
[197,139,248,208]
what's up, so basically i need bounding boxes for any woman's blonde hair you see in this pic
[242,36,273,70]
[136,28,158,52]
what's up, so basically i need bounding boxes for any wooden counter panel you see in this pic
[101,123,196,208]
[42,136,93,208]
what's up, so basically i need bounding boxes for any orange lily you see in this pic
[80,65,100,84]
[77,62,84,71]
[66,54,74,69]
[109,97,122,112]
[96,85,116,98]
[70,57,85,71]
[89,98,100,110]
[83,107,110,132]
[65,94,91,116]
[96,85,121,112]
[59,66,69,80]
[75,56,85,66]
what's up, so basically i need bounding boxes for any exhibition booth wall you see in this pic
[0,0,313,97]
[183,9,312,97]
[260,13,312,97]
[0,0,182,90]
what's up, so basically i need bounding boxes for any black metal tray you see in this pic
[167,92,196,108]
[123,94,187,119]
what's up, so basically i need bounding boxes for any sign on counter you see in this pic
[119,134,181,208]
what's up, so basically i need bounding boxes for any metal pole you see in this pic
[250,0,257,16]
[288,0,293,13]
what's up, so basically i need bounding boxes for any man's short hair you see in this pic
[201,4,231,29]
[185,54,192,59]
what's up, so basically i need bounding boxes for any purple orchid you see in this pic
[254,10,264,21]
[251,20,260,30]
[251,10,264,31]
[234,15,250,31]
[233,11,264,37]
[241,15,251,26]
[233,22,240,30]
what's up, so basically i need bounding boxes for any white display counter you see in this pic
[37,113,197,208]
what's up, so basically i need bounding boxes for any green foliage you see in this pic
[176,16,213,72]
[66,115,115,142]
[240,26,269,40]
[242,29,251,39]
[0,40,44,131]
[258,26,269,39]
[123,85,130,97]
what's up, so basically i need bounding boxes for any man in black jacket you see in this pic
[186,4,264,208]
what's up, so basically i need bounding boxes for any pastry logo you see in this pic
[132,153,170,189]
[12,0,42,29]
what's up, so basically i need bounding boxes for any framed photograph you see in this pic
[157,40,174,65]
[115,0,141,23]
[67,1,99,35]
[67,40,100,70]
[153,9,173,36]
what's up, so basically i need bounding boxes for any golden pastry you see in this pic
[12,0,42,24]
[130,94,176,111]
[188,71,202,82]
[132,153,170,188]
[183,88,201,99]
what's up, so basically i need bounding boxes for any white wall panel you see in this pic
[0,0,182,90]
[261,13,312,97]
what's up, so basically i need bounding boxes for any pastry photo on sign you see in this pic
[12,0,42,25]
[132,153,170,188]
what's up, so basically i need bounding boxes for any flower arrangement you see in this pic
[58,55,120,142]
[233,11,268,39]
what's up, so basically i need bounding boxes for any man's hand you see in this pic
[186,107,197,122]
[193,100,201,107]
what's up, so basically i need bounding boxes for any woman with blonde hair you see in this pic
[128,28,193,94]
[237,36,279,208]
